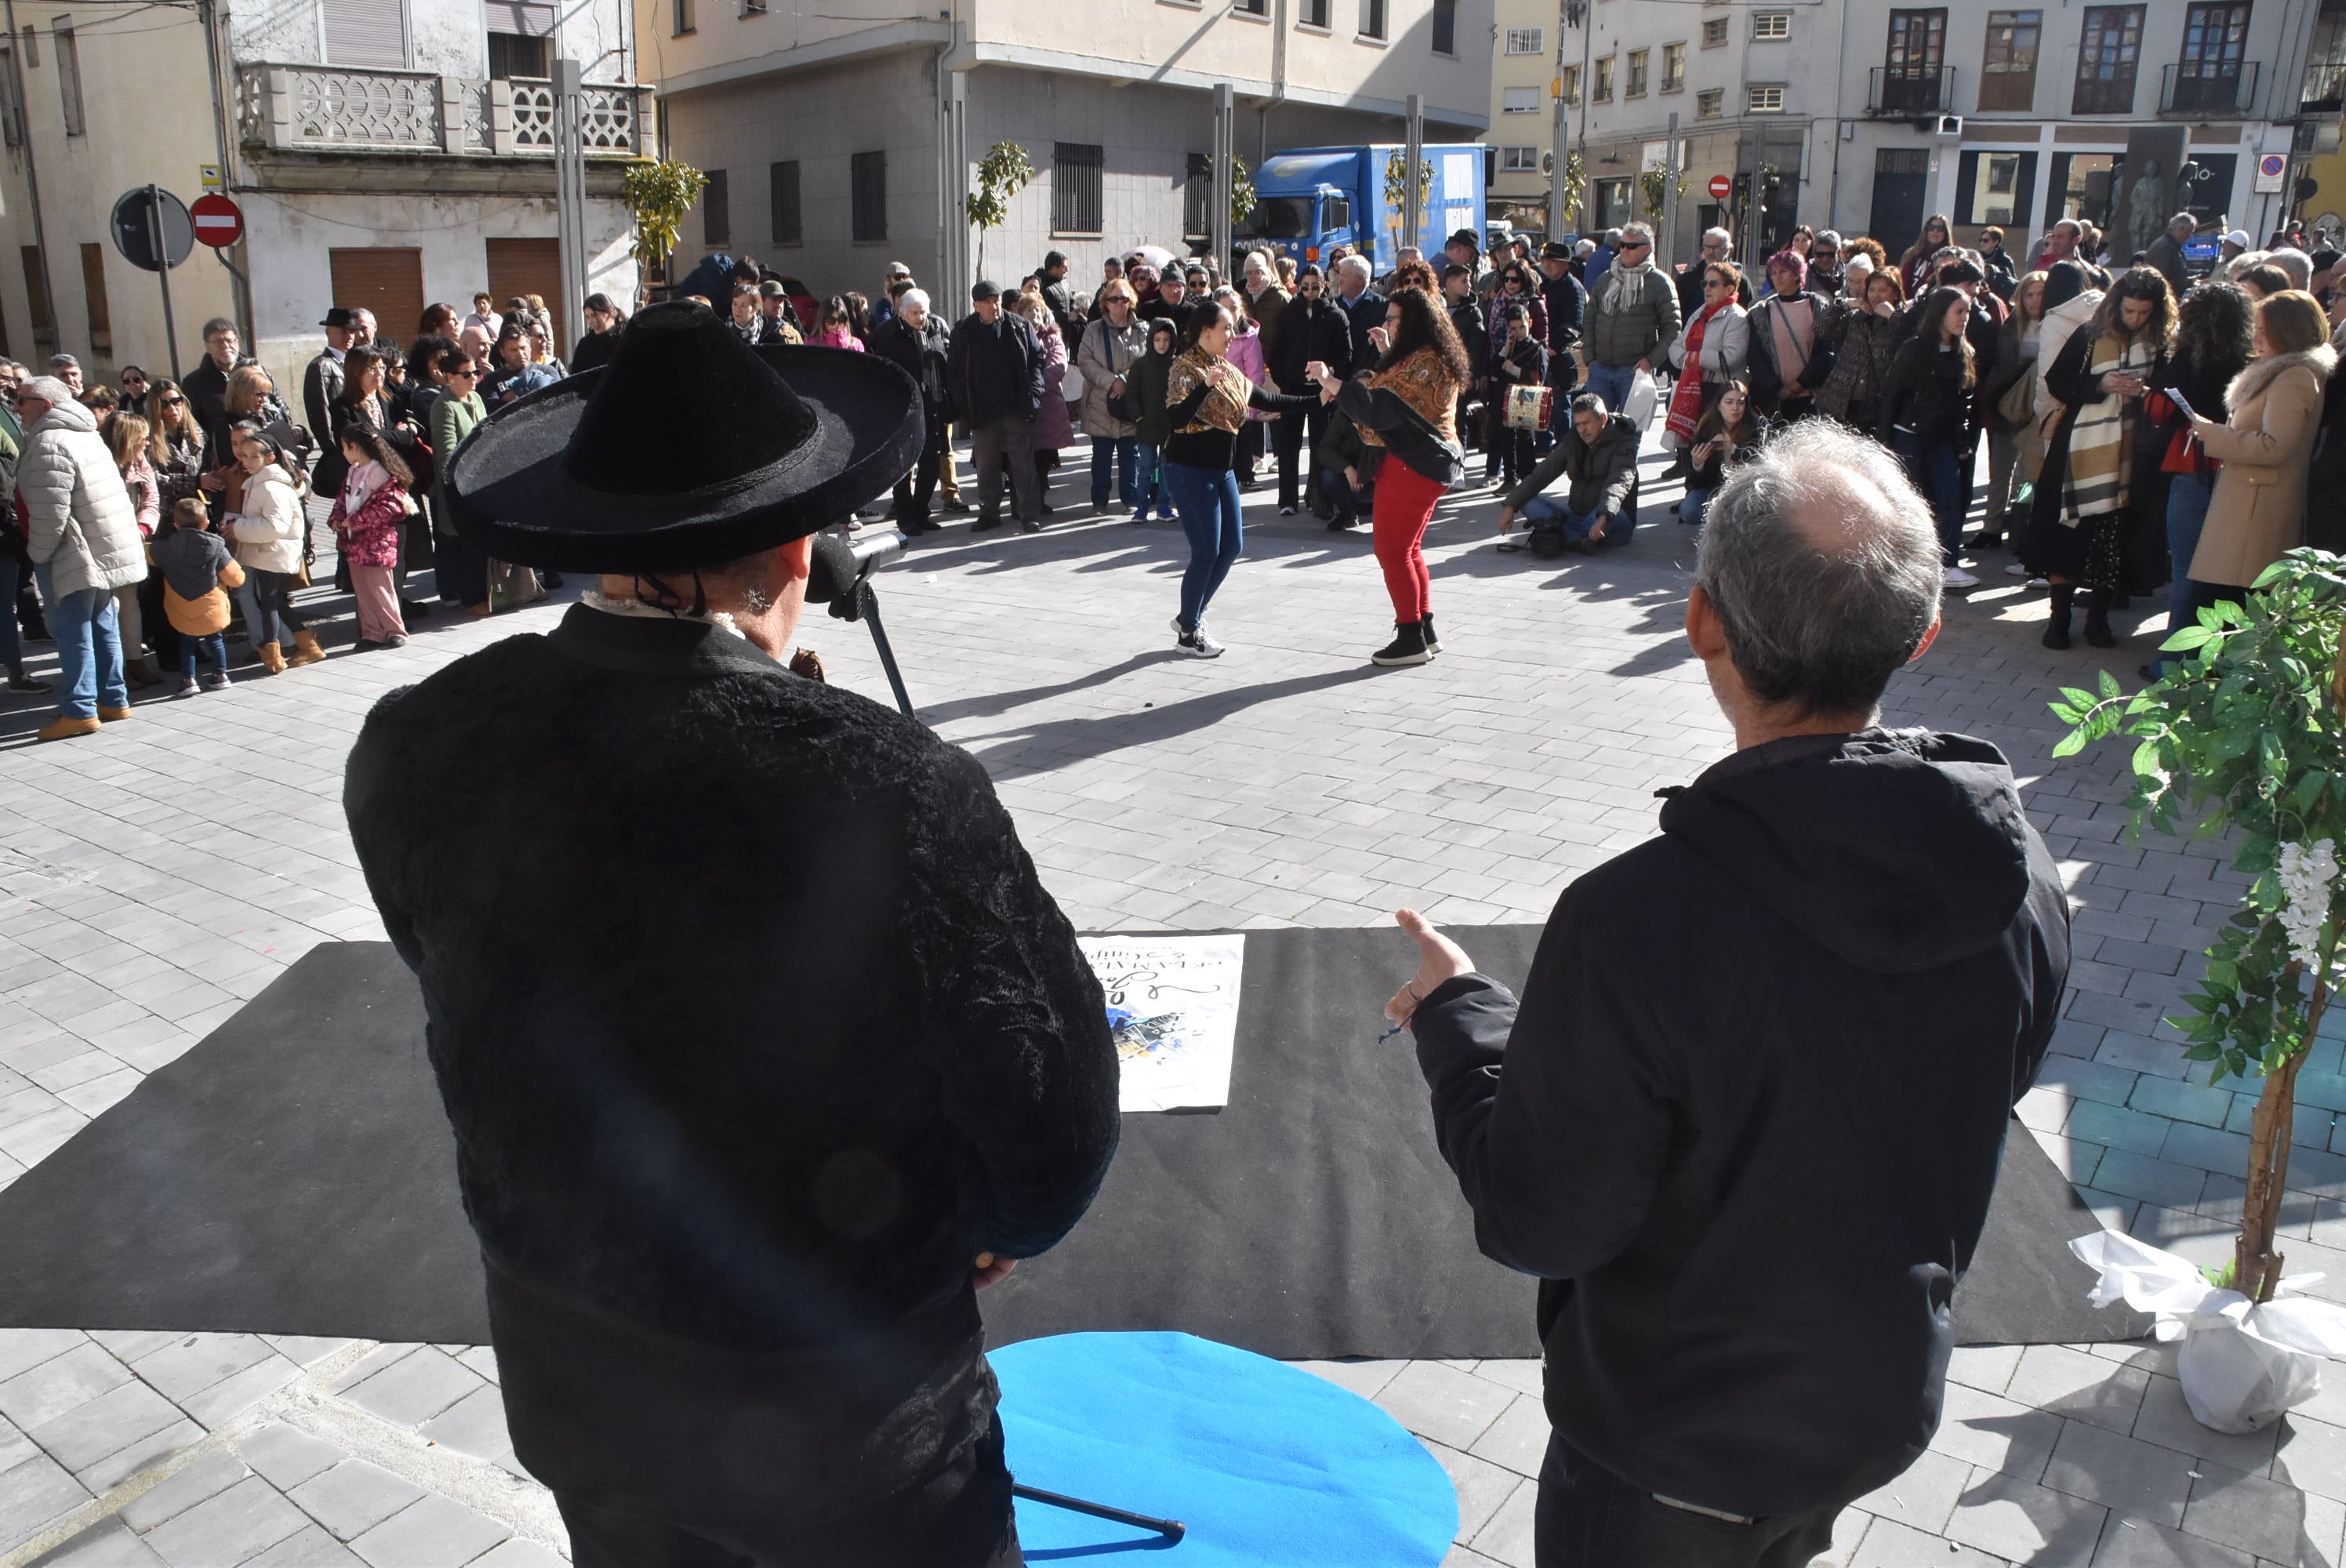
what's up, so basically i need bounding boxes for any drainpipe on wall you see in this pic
[2,0,55,361]
[198,0,252,346]
[939,22,976,304]
[1260,0,1287,167]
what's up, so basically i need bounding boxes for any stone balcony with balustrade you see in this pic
[235,64,651,161]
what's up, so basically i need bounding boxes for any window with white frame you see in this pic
[1702,16,1727,45]
[1501,145,1541,172]
[1747,82,1786,111]
[1697,87,1723,117]
[1502,85,1542,114]
[1752,10,1790,38]
[1505,26,1544,53]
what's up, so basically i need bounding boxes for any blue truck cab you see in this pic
[1235,144,1488,273]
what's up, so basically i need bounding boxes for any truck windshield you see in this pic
[1237,197,1314,239]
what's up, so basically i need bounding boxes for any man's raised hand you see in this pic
[1385,909,1476,1027]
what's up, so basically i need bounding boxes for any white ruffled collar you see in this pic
[579,587,744,639]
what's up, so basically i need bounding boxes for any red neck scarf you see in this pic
[1666,299,1730,442]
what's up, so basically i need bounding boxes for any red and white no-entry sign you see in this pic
[1708,174,1734,201]
[189,192,243,249]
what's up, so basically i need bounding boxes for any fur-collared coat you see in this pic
[343,604,1120,1512]
[2191,344,2338,587]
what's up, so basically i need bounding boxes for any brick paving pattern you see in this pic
[0,447,2333,1566]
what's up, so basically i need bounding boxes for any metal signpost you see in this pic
[110,186,194,379]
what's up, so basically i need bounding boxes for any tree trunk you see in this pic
[2235,1050,2306,1303]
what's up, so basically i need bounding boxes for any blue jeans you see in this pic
[1136,445,1164,511]
[34,564,126,720]
[0,558,17,666]
[1894,430,1965,564]
[1162,459,1244,629]
[1091,436,1139,507]
[180,632,227,677]
[247,568,307,647]
[2157,472,2219,675]
[1677,485,1716,527]
[1523,493,1638,545]
[1583,361,1640,426]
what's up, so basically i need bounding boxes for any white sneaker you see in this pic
[1186,626,1225,658]
[1943,567,1980,589]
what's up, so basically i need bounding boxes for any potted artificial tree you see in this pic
[2057,550,2346,1429]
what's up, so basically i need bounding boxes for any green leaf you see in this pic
[2295,771,2330,814]
[2134,738,2166,778]
[2049,702,2083,725]
[2050,729,2089,759]
[2099,669,2123,701]
[2216,597,2251,626]
[2060,687,2097,710]
[2162,626,2216,652]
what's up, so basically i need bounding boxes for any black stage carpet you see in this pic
[0,935,2145,1354]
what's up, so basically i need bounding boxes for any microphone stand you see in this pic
[1011,1482,1187,1543]
[853,581,915,719]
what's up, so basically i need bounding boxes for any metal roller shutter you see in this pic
[322,0,406,69]
[485,237,565,355]
[328,248,425,343]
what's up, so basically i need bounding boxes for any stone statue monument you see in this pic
[2125,159,2168,258]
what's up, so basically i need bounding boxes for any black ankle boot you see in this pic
[1420,615,1441,654]
[2043,585,2075,650]
[2084,589,2117,648]
[1371,621,1433,666]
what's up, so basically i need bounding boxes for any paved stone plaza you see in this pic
[0,441,2338,1568]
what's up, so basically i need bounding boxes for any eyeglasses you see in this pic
[1622,241,1653,252]
[450,368,480,379]
[1704,278,1729,289]
[162,395,185,407]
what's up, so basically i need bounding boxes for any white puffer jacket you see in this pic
[16,397,144,598]
[230,463,307,575]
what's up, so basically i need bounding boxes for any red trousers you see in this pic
[1372,459,1445,622]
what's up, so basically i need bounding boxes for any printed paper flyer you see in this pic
[1077,934,1245,1112]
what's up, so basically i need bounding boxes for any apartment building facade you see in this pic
[0,0,648,387]
[1545,0,2325,267]
[642,0,1493,303]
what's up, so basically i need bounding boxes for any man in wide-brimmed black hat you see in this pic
[342,299,1121,1567]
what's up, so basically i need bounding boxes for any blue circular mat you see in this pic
[993,1331,1458,1565]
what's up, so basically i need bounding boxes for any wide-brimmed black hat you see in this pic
[441,298,921,572]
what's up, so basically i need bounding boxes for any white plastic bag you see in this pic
[2071,1230,2346,1432]
[1622,368,1659,430]
[1061,361,1087,404]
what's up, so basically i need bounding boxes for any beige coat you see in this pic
[2189,344,2338,587]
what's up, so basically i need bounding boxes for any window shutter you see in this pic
[322,0,407,68]
[483,0,555,36]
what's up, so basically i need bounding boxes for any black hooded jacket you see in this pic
[1409,730,2069,1516]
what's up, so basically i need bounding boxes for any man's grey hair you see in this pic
[2169,212,2199,237]
[1569,391,1607,417]
[47,354,76,370]
[898,287,931,315]
[2268,249,2314,290]
[17,376,72,407]
[1603,228,1623,245]
[1694,421,1943,717]
[1702,227,1732,249]
[1336,255,1373,282]
[885,261,913,278]
[1620,222,1655,249]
